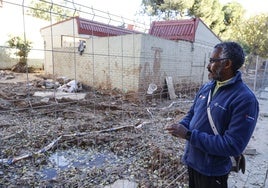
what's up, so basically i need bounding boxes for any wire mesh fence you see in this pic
[0,0,268,187]
[243,55,268,94]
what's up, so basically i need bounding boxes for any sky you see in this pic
[82,0,142,19]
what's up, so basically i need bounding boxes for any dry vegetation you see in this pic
[0,71,197,187]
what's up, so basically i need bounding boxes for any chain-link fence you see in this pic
[243,55,268,95]
[0,0,268,187]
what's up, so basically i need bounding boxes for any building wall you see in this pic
[41,23,220,94]
[193,21,222,83]
[192,42,213,83]
[41,18,89,74]
[139,35,193,93]
[0,58,44,70]
[46,34,142,92]
[195,21,221,46]
[41,19,80,49]
[85,34,141,92]
[0,6,47,70]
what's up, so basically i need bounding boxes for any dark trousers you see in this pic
[188,166,229,188]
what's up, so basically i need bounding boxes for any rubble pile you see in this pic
[0,71,192,187]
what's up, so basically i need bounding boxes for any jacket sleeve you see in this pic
[179,85,205,129]
[179,103,194,129]
[190,98,259,157]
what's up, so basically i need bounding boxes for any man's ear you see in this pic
[224,59,233,69]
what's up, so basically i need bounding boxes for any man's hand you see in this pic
[165,123,189,139]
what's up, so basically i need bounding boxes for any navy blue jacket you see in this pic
[180,71,259,176]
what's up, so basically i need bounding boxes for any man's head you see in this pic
[207,42,245,81]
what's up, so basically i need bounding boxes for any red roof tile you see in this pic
[149,18,200,42]
[76,17,140,37]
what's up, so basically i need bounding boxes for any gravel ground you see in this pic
[228,89,268,188]
[1,71,267,188]
[0,71,192,187]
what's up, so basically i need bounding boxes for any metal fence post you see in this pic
[254,55,259,92]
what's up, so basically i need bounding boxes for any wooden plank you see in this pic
[166,76,178,100]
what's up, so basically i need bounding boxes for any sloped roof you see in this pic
[149,18,200,42]
[76,17,141,37]
[41,17,219,43]
[40,16,141,37]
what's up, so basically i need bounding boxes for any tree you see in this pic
[7,36,32,73]
[188,0,225,35]
[141,0,268,65]
[219,2,245,40]
[229,14,268,72]
[141,0,194,19]
[238,14,268,58]
[27,0,75,22]
[141,0,225,35]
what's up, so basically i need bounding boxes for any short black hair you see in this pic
[214,42,245,72]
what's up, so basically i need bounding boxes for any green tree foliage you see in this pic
[220,2,245,40]
[141,0,194,19]
[140,0,268,57]
[222,2,245,25]
[188,0,225,35]
[7,36,32,72]
[27,0,75,22]
[189,0,215,21]
[142,0,226,35]
[237,14,268,58]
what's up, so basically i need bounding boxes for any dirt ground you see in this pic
[0,70,267,188]
[228,90,268,188]
[0,70,193,187]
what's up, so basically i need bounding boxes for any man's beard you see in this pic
[208,66,224,81]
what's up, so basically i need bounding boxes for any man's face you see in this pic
[207,48,228,81]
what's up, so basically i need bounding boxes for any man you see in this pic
[165,42,259,188]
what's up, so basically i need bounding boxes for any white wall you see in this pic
[194,21,222,82]
[0,3,48,69]
[195,21,221,47]
[41,20,220,94]
[139,35,193,91]
[41,18,83,73]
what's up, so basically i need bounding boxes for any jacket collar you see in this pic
[209,71,242,87]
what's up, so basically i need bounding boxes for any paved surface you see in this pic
[228,88,268,188]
